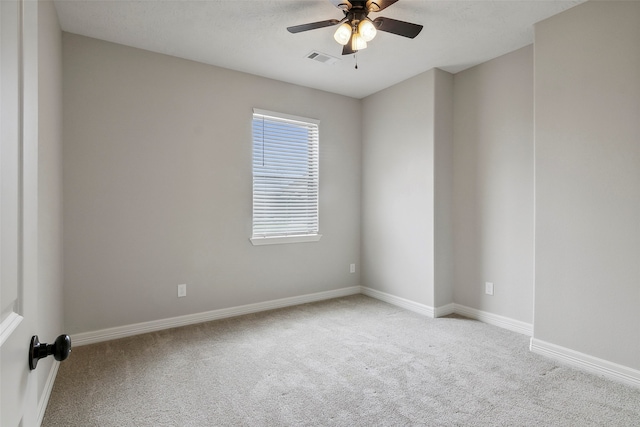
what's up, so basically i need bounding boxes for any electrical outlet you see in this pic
[178,284,187,298]
[350,263,356,273]
[485,282,494,296]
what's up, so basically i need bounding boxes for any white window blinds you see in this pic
[252,109,320,241]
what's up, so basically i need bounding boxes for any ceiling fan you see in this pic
[287,0,423,55]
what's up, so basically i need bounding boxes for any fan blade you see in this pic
[328,0,352,10]
[372,16,423,38]
[342,34,356,55]
[366,0,399,13]
[287,19,341,33]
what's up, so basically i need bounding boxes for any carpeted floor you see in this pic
[43,295,640,426]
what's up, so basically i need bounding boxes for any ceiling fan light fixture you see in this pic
[288,0,423,58]
[333,23,352,45]
[352,32,367,51]
[358,19,377,42]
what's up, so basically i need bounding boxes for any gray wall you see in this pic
[59,0,639,377]
[361,68,453,309]
[534,2,640,369]
[62,34,362,334]
[452,46,534,323]
[362,48,533,322]
[37,0,64,405]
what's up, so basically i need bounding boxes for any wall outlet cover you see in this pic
[178,284,187,297]
[485,282,494,296]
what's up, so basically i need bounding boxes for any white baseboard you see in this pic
[43,289,640,424]
[66,286,639,392]
[360,289,637,389]
[453,304,533,336]
[359,288,532,336]
[37,360,60,426]
[72,286,361,346]
[530,338,640,389]
[360,286,435,317]
[434,303,455,317]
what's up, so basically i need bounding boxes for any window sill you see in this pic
[250,234,322,246]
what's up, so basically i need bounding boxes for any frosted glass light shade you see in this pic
[359,19,377,42]
[333,23,352,45]
[352,32,367,51]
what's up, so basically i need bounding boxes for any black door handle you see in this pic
[29,334,71,370]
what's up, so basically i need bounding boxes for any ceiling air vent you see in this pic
[306,51,339,65]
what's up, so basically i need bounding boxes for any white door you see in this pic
[1,0,40,425]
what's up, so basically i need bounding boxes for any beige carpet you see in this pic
[43,295,640,426]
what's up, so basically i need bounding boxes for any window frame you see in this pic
[250,108,322,246]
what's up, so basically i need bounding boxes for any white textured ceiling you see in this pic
[53,0,584,99]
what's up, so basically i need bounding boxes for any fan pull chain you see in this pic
[354,53,358,70]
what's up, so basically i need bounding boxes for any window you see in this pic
[250,109,321,245]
